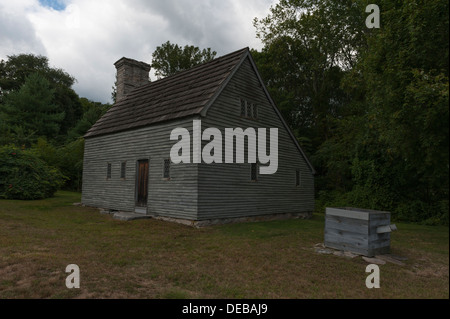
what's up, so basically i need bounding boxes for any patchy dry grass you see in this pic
[0,191,448,299]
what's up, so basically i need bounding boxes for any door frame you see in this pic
[135,159,149,212]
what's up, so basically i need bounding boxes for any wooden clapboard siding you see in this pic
[324,207,391,256]
[197,57,314,220]
[82,117,199,220]
[368,212,391,254]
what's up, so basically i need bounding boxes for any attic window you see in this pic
[240,98,258,120]
[246,101,252,118]
[251,162,258,181]
[295,170,300,187]
[107,163,112,179]
[252,103,258,119]
[163,159,170,179]
[120,161,126,179]
[240,99,246,117]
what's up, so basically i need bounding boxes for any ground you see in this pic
[0,191,448,299]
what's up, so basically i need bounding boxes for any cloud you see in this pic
[0,1,47,57]
[0,0,274,103]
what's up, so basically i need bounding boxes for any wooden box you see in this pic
[324,207,396,257]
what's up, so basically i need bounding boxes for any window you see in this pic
[252,103,258,119]
[107,163,112,179]
[240,99,246,117]
[163,159,170,179]
[295,170,300,187]
[120,161,126,179]
[251,162,258,181]
[240,98,258,120]
[246,101,252,118]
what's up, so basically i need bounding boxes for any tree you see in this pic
[0,54,50,98]
[67,98,111,141]
[0,53,75,98]
[253,0,367,148]
[0,73,65,144]
[0,54,82,138]
[352,0,449,222]
[151,41,217,78]
[253,0,449,224]
[252,0,368,195]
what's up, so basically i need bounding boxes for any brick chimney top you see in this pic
[114,57,151,102]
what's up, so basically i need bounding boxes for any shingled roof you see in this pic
[84,47,249,138]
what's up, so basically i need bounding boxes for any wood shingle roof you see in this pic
[84,47,249,138]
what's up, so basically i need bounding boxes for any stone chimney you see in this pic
[114,57,151,102]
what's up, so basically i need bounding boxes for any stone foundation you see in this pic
[84,204,313,227]
[153,211,312,228]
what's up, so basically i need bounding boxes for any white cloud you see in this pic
[0,0,274,103]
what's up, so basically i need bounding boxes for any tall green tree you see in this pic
[0,73,65,145]
[67,97,111,141]
[253,0,369,194]
[151,41,217,78]
[253,0,367,148]
[0,54,82,137]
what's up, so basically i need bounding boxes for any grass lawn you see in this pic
[0,191,448,299]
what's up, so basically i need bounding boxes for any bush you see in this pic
[394,199,449,226]
[315,190,351,214]
[0,145,66,200]
[56,138,84,191]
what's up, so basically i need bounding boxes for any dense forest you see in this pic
[252,0,448,225]
[0,0,448,224]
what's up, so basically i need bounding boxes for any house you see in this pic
[81,47,315,226]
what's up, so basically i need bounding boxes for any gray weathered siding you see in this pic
[81,117,198,220]
[197,57,315,220]
[324,207,391,256]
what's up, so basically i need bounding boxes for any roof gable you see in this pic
[202,53,316,175]
[84,48,248,138]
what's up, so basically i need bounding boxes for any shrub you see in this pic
[0,145,66,200]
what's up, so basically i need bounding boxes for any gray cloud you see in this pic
[0,0,273,103]
[0,2,47,58]
[133,0,269,53]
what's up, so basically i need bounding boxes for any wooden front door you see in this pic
[136,160,149,207]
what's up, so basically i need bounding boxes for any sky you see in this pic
[0,0,274,103]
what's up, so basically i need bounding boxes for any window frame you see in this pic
[163,158,171,180]
[252,103,258,119]
[246,101,252,118]
[120,161,127,180]
[239,98,258,121]
[106,162,112,180]
[295,169,300,187]
[240,98,246,117]
[251,162,258,182]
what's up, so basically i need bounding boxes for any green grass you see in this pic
[0,191,448,299]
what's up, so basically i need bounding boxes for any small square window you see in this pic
[240,98,258,120]
[163,159,170,179]
[120,161,126,179]
[251,162,258,181]
[107,163,112,179]
[295,170,300,187]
